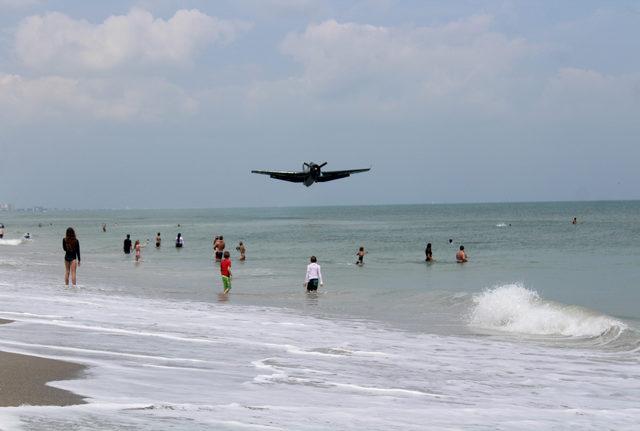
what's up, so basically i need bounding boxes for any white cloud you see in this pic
[0,73,197,122]
[267,16,531,113]
[15,8,250,71]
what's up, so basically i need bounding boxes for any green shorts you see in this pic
[222,275,231,290]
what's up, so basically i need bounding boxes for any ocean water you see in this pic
[0,202,639,430]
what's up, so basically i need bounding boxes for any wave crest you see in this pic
[469,284,626,338]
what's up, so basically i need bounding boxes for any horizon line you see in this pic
[8,198,639,212]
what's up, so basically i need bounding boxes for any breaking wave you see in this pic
[469,284,627,340]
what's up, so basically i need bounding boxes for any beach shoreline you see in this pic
[0,320,87,407]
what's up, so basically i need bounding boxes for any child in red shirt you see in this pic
[220,251,232,293]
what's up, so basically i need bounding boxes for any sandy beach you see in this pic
[0,320,86,407]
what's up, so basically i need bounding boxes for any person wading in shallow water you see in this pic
[123,234,132,254]
[456,245,468,263]
[425,243,433,262]
[304,256,323,292]
[63,227,81,286]
[356,246,367,266]
[220,251,232,294]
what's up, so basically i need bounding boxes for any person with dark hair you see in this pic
[63,227,81,286]
[355,246,367,266]
[123,234,132,254]
[304,256,323,292]
[236,241,246,261]
[425,243,433,262]
[456,245,468,263]
[220,251,232,294]
[214,235,225,262]
[155,232,161,248]
[175,233,184,248]
[0,224,4,239]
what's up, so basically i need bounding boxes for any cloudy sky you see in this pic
[0,0,638,209]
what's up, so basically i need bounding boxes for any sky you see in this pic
[0,0,638,209]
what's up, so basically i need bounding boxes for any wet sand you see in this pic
[0,320,87,407]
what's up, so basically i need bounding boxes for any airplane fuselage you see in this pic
[303,163,322,186]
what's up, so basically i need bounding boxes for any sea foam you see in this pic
[469,283,626,338]
[0,239,23,246]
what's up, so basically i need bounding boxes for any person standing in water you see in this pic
[425,243,433,262]
[123,234,132,255]
[155,232,161,248]
[456,245,468,263]
[572,217,578,225]
[62,227,81,286]
[102,223,107,232]
[236,241,246,261]
[304,256,323,292]
[0,224,5,239]
[220,251,232,294]
[175,233,184,248]
[134,239,145,262]
[215,236,225,262]
[355,246,367,265]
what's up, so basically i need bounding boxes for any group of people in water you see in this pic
[55,215,586,289]
[424,240,469,263]
[119,231,240,293]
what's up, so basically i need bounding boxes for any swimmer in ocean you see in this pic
[155,232,161,248]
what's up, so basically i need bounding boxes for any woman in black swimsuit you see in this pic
[63,227,81,286]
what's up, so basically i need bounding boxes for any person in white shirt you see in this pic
[304,256,323,292]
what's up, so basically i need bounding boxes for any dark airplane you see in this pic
[251,162,371,187]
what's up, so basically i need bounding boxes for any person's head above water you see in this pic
[459,245,464,251]
[126,234,130,239]
[177,233,182,238]
[449,239,453,243]
[157,232,160,236]
[310,256,317,263]
[223,251,230,258]
[427,243,432,249]
[359,246,364,251]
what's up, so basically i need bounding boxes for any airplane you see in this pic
[251,162,371,187]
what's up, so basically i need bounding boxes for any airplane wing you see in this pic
[316,168,371,182]
[251,170,307,183]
